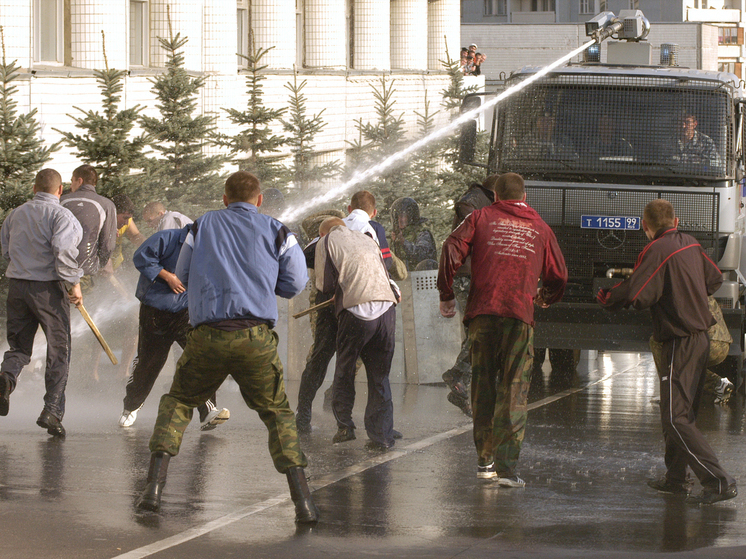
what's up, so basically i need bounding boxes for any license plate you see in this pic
[580,215,640,230]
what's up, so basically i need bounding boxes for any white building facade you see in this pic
[0,0,461,177]
[462,0,744,78]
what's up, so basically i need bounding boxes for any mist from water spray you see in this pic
[278,40,597,225]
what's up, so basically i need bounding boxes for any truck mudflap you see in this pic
[533,302,745,355]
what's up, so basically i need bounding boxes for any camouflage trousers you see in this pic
[649,336,729,397]
[469,315,533,476]
[149,323,307,473]
[448,277,473,381]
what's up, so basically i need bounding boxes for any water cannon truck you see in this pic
[459,11,746,387]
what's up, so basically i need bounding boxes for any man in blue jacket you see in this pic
[118,225,229,430]
[137,171,319,524]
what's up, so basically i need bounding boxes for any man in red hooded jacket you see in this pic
[438,173,567,487]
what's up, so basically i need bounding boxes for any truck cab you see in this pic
[459,42,746,386]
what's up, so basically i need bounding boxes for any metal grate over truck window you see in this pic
[528,185,719,301]
[497,74,735,183]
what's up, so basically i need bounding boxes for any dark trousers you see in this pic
[332,306,396,446]
[1,279,71,419]
[658,331,735,492]
[296,302,338,419]
[123,303,216,421]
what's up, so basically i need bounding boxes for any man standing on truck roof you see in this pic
[598,199,737,505]
[438,173,567,487]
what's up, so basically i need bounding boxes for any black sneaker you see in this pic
[686,483,737,505]
[0,373,10,416]
[365,439,394,452]
[442,369,469,400]
[647,477,691,495]
[392,429,403,440]
[447,392,472,417]
[37,409,66,438]
[332,427,355,443]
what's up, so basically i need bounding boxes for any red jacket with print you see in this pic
[438,200,568,326]
[597,228,721,342]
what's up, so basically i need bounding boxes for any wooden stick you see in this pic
[292,298,334,319]
[78,304,119,365]
[108,274,132,299]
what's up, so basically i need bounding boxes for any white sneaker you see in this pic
[497,475,526,488]
[477,462,497,479]
[200,407,230,431]
[118,405,142,427]
[714,377,734,405]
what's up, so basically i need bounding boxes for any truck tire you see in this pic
[549,349,581,375]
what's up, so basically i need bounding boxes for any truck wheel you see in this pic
[549,349,581,375]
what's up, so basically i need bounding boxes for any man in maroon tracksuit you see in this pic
[438,173,567,486]
[598,199,737,504]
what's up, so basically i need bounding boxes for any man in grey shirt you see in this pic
[0,169,84,438]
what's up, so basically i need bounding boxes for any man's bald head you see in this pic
[319,217,346,237]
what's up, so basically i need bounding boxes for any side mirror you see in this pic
[459,120,478,163]
[459,95,483,164]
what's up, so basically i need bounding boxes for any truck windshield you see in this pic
[497,74,734,182]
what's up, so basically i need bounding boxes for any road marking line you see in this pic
[113,357,642,559]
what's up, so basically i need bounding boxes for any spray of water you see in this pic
[279,40,597,224]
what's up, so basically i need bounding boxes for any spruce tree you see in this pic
[139,25,226,206]
[213,46,288,190]
[345,75,410,220]
[405,92,455,244]
[0,27,58,215]
[281,68,340,192]
[55,32,150,199]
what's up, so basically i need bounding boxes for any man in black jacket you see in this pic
[442,176,497,416]
[60,165,117,283]
[598,199,736,504]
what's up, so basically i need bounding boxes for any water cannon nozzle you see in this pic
[585,11,617,39]
[586,10,650,43]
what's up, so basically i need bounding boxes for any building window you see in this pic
[579,0,593,14]
[237,1,249,65]
[531,0,555,11]
[33,0,63,63]
[130,1,148,66]
[296,0,304,68]
[485,0,507,15]
[718,27,741,45]
[718,62,741,76]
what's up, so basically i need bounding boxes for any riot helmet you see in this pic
[391,197,423,230]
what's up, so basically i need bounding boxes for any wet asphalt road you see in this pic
[1,351,745,559]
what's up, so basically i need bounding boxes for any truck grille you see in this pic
[527,185,719,297]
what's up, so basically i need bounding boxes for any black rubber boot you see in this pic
[137,451,171,512]
[296,400,312,434]
[286,466,320,524]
